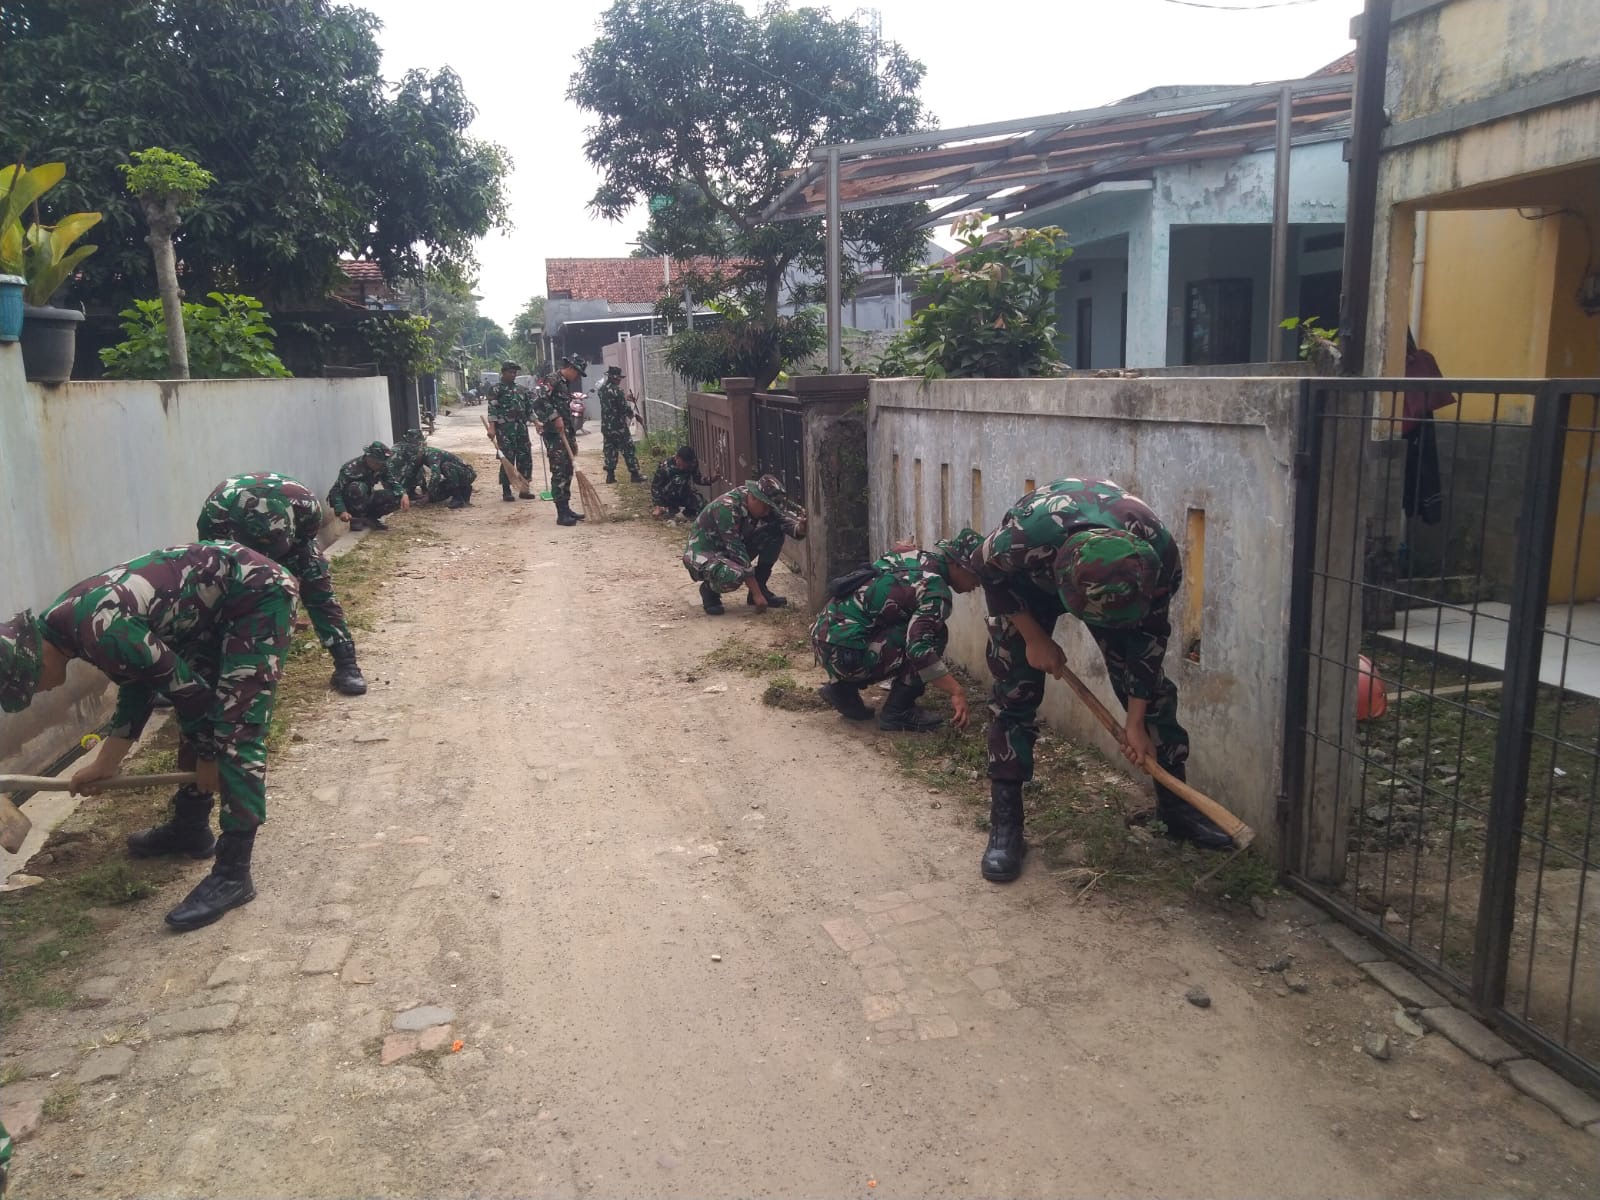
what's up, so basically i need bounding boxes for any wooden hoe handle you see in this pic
[1054,665,1255,849]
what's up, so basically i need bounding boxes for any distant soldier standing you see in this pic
[0,543,300,931]
[487,360,536,502]
[328,441,409,530]
[650,445,718,519]
[682,474,806,614]
[598,364,644,484]
[197,471,368,696]
[533,355,586,527]
[973,477,1231,885]
[813,528,983,731]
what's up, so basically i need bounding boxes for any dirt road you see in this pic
[4,411,1597,1198]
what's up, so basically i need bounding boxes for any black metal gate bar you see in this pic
[1284,378,1600,1096]
[1472,385,1566,1005]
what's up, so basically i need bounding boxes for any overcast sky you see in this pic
[359,0,1365,328]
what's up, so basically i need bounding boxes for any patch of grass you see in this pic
[762,673,828,712]
[42,1086,78,1120]
[706,636,793,676]
[70,860,155,906]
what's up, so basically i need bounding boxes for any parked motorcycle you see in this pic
[568,392,587,435]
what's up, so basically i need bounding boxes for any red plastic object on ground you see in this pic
[1357,655,1388,721]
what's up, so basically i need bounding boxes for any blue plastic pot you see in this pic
[0,275,23,343]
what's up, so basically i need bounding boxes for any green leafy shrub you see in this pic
[882,213,1073,378]
[361,313,439,375]
[663,294,823,389]
[118,147,215,205]
[99,292,290,379]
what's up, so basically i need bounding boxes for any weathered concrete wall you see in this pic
[0,344,392,774]
[868,376,1302,849]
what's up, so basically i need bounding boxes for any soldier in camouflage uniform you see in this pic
[812,528,983,732]
[681,474,807,614]
[0,543,301,931]
[598,364,644,484]
[533,355,586,526]
[487,361,536,501]
[650,445,718,519]
[396,429,476,508]
[972,478,1230,883]
[327,441,409,530]
[197,471,367,697]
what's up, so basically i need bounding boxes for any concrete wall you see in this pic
[867,375,1303,849]
[0,343,392,774]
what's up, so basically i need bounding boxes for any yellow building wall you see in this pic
[1410,169,1600,602]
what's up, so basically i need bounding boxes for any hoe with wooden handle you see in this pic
[0,773,198,855]
[1053,665,1255,849]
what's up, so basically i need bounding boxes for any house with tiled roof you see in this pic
[333,259,402,309]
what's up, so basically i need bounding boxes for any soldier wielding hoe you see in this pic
[395,429,476,508]
[0,543,300,931]
[972,477,1232,884]
[598,364,645,484]
[197,471,368,696]
[813,528,984,733]
[487,360,536,502]
[650,445,719,519]
[682,473,807,614]
[328,441,410,531]
[533,354,587,527]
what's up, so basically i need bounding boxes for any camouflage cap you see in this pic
[933,526,984,571]
[562,355,589,374]
[1054,528,1159,627]
[500,360,521,372]
[363,441,391,459]
[0,609,44,714]
[605,364,623,377]
[745,474,787,507]
[676,444,697,464]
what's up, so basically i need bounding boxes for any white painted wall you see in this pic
[1055,245,1130,369]
[0,343,392,772]
[868,375,1302,849]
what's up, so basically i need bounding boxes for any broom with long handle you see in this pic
[564,426,609,523]
[480,416,531,496]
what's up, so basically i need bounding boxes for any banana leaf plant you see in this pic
[0,162,101,306]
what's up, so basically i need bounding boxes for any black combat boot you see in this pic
[448,494,468,509]
[746,567,788,607]
[368,516,389,531]
[629,469,645,483]
[519,490,536,500]
[877,679,944,732]
[699,581,725,615]
[329,642,367,696]
[556,502,579,527]
[348,517,368,531]
[502,491,515,502]
[127,785,216,859]
[1155,763,1233,850]
[165,828,257,932]
[818,681,873,721]
[981,780,1027,882]
[605,470,616,484]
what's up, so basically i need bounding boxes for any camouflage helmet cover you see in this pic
[363,441,391,459]
[0,609,44,714]
[745,474,787,508]
[605,364,623,377]
[562,355,589,374]
[500,360,521,372]
[1055,528,1158,627]
[934,526,984,571]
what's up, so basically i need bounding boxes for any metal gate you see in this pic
[1284,379,1600,1092]
[754,391,805,504]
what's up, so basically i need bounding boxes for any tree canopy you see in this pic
[0,0,511,310]
[569,0,932,387]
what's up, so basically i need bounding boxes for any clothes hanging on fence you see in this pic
[1401,340,1453,525]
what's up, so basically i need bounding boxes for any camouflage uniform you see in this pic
[197,472,353,652]
[974,478,1184,785]
[682,476,806,594]
[812,550,956,687]
[651,457,713,518]
[327,444,403,523]
[0,1116,10,1197]
[598,374,642,480]
[532,375,575,508]
[396,435,475,505]
[38,544,297,830]
[487,380,535,497]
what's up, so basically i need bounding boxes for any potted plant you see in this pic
[1,162,100,381]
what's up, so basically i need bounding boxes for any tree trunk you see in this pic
[755,262,783,391]
[142,196,188,380]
